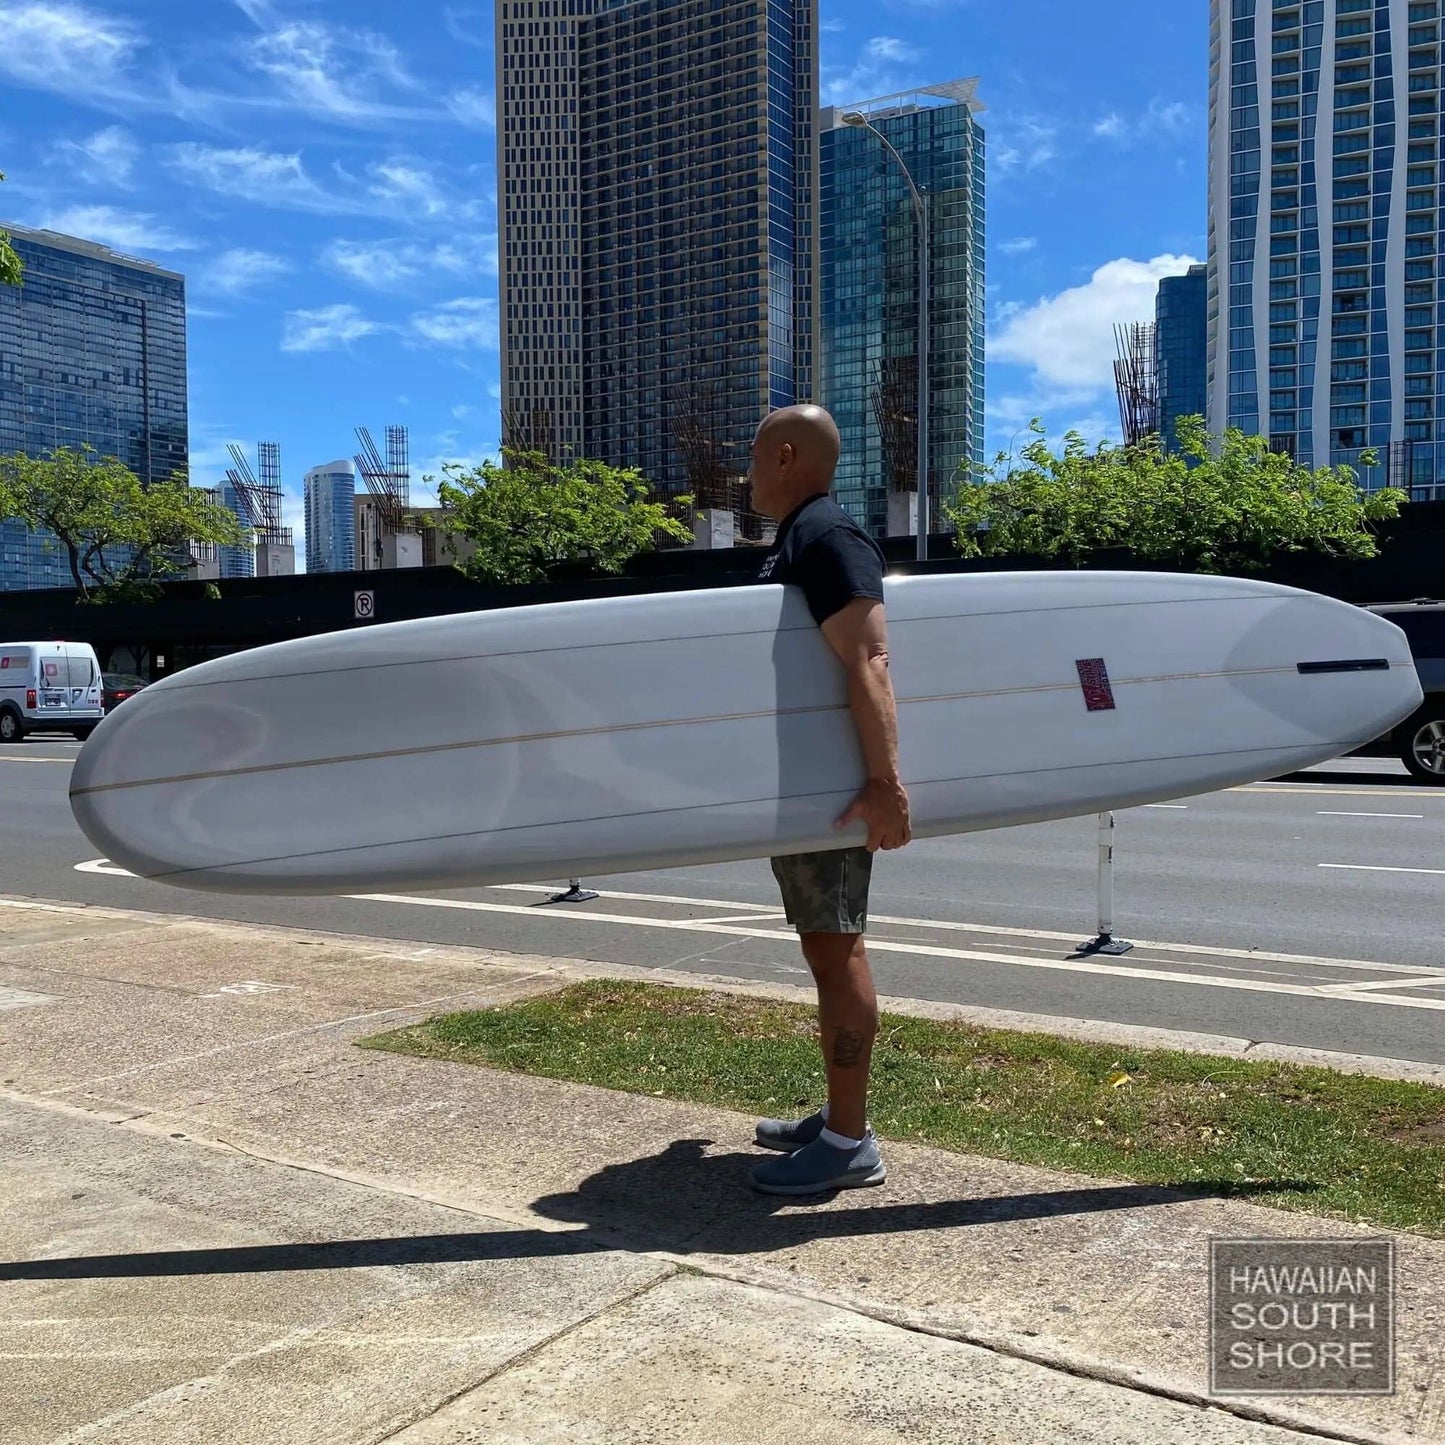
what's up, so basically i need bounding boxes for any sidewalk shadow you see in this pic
[0,1138,1314,1282]
[528,1138,1316,1256]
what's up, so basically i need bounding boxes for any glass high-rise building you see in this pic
[0,224,188,590]
[303,460,357,574]
[819,85,986,539]
[1156,264,1209,453]
[1207,0,1444,500]
[496,0,818,516]
[215,478,257,580]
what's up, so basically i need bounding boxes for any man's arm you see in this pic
[820,597,912,852]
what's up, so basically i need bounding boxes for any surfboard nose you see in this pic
[1291,598,1422,746]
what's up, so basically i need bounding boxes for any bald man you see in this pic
[746,404,912,1196]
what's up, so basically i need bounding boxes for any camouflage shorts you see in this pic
[769,847,873,935]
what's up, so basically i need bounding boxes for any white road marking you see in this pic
[0,756,74,764]
[1145,804,1189,810]
[1240,784,1436,800]
[1317,810,1425,819]
[490,881,783,912]
[1319,863,1445,877]
[75,859,131,877]
[689,912,788,924]
[347,891,1445,1013]
[69,862,1445,979]
[491,881,1444,977]
[1317,977,1445,995]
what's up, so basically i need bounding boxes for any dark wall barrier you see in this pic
[1,501,1440,679]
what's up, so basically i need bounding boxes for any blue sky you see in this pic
[1,0,1206,565]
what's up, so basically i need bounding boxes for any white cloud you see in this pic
[50,125,140,185]
[35,205,196,254]
[824,36,922,106]
[409,298,499,350]
[324,238,425,289]
[281,303,382,352]
[991,116,1058,174]
[169,146,478,225]
[1,3,140,96]
[866,37,920,63]
[322,235,498,289]
[448,87,496,129]
[985,386,1127,455]
[442,6,491,48]
[243,20,430,123]
[369,162,450,219]
[991,253,1200,391]
[200,249,292,295]
[1093,99,1196,146]
[167,144,352,214]
[999,236,1037,256]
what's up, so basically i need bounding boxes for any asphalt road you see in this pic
[5,734,1444,1066]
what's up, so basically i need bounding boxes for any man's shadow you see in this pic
[0,1136,1313,1282]
[529,1138,1313,1254]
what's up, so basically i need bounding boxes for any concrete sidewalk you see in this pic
[1,896,1441,1444]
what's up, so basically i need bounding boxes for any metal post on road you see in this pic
[841,110,930,562]
[1077,811,1133,957]
[548,879,599,905]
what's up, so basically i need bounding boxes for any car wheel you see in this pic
[0,710,24,744]
[1401,711,1445,785]
[73,725,96,741]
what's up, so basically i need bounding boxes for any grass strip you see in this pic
[360,979,1445,1236]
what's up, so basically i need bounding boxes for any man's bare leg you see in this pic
[800,931,878,1141]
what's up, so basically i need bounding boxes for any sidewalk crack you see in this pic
[367,1267,677,1444]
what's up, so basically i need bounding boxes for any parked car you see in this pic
[102,672,149,713]
[1354,599,1444,784]
[0,641,106,743]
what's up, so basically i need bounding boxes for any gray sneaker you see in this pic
[750,1130,887,1195]
[754,1109,826,1152]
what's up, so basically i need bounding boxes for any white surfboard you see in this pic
[69,571,1421,896]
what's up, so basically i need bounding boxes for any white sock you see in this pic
[820,1125,864,1150]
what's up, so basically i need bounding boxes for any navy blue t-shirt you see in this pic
[757,494,886,625]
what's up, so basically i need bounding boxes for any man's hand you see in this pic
[836,776,912,853]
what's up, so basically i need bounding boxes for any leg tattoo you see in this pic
[832,1027,867,1068]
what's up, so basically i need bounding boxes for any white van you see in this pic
[0,641,106,743]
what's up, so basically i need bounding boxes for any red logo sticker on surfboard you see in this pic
[1076,658,1116,712]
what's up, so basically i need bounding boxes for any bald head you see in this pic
[747,405,841,521]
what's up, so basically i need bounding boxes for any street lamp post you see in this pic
[841,112,930,562]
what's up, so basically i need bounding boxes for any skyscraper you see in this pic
[215,478,256,580]
[1156,264,1209,453]
[496,0,818,517]
[1207,0,1444,500]
[819,84,986,538]
[0,224,189,589]
[304,460,357,574]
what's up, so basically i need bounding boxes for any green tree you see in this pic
[431,449,692,585]
[1,171,22,288]
[0,447,247,601]
[943,417,1405,573]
